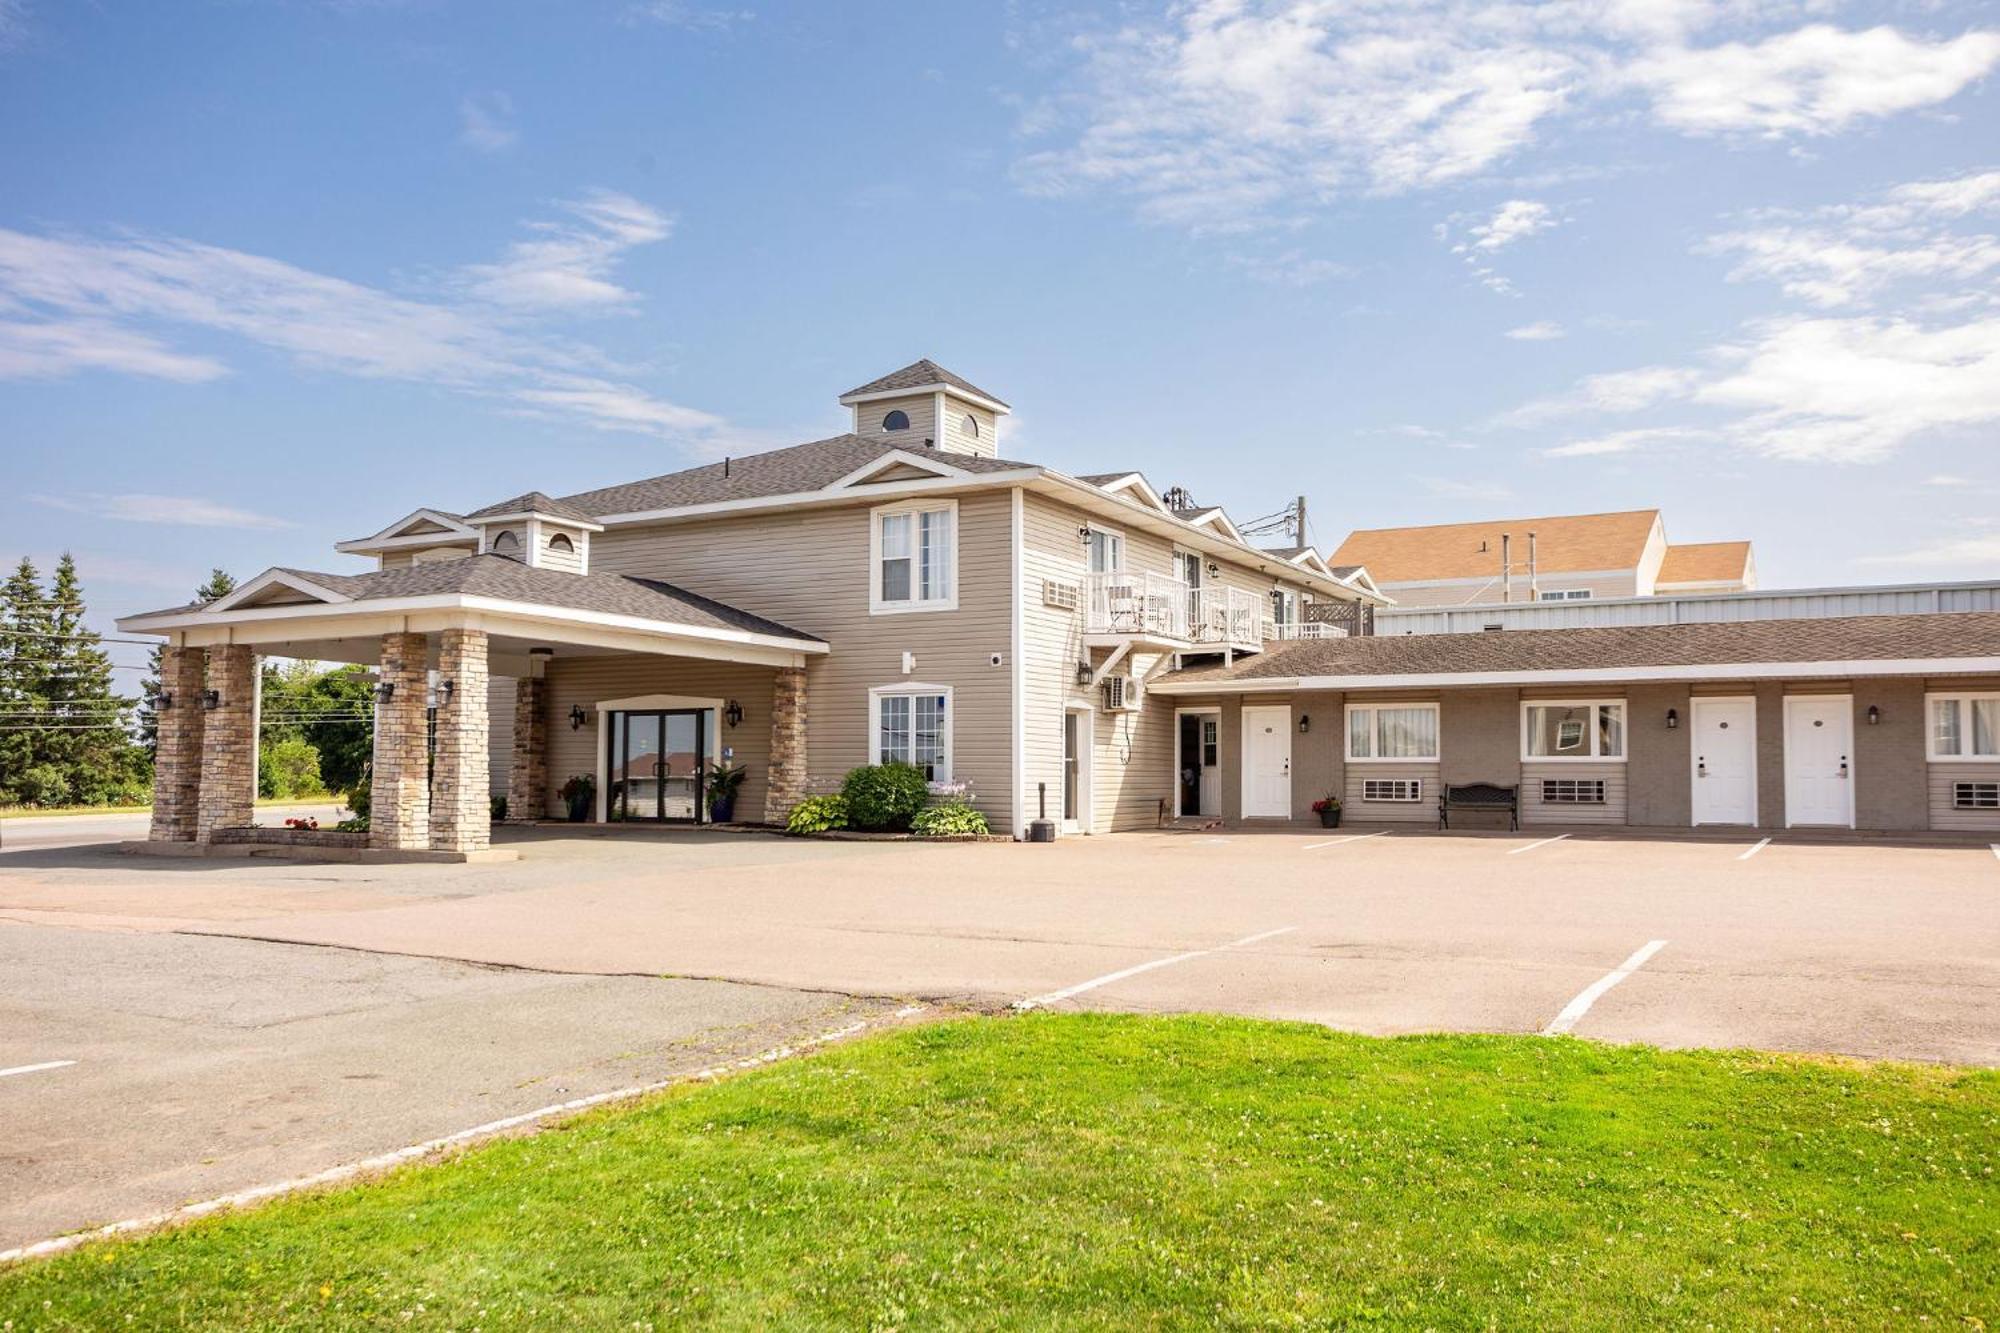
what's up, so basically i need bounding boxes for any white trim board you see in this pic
[1150,657,2000,695]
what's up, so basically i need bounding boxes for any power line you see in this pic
[0,630,162,647]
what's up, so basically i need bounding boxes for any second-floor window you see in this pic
[1087,527,1123,574]
[1270,587,1299,627]
[873,501,956,612]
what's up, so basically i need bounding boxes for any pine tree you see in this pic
[43,554,140,805]
[139,568,236,756]
[0,558,54,802]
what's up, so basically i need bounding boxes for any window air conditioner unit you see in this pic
[1101,675,1137,711]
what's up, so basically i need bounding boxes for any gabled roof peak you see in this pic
[464,491,599,526]
[839,359,1010,410]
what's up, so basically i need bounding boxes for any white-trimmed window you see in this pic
[1538,588,1593,601]
[1270,587,1299,628]
[1928,692,2000,761]
[1086,526,1124,574]
[1522,700,1626,761]
[870,685,951,781]
[871,500,957,613]
[1346,703,1440,761]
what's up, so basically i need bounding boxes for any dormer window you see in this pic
[548,533,574,554]
[491,530,520,558]
[882,410,911,432]
[963,414,979,439]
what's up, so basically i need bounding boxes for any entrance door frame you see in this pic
[593,693,724,822]
[1689,694,1758,827]
[1174,705,1222,818]
[1240,703,1293,819]
[1782,693,1856,829]
[1061,701,1095,835]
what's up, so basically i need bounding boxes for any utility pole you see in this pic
[1294,495,1307,546]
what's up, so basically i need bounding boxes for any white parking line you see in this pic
[1992,844,1999,863]
[1543,940,1668,1037]
[1013,926,1298,1011]
[1738,837,1772,861]
[1507,834,1570,856]
[0,1060,75,1080]
[0,1012,911,1266]
[1303,832,1389,851]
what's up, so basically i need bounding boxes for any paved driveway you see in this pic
[2,823,1996,1252]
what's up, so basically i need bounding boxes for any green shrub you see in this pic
[786,794,850,834]
[334,816,370,833]
[839,763,930,831]
[260,736,326,799]
[911,802,990,838]
[14,764,71,807]
[345,774,371,819]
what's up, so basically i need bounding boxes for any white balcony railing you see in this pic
[1264,620,1348,640]
[1083,573,1307,646]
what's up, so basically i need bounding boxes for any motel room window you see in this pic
[1269,587,1299,630]
[1522,701,1627,760]
[1346,703,1440,761]
[1086,527,1124,574]
[872,686,950,781]
[1929,693,2000,760]
[872,501,956,613]
[1538,588,1593,601]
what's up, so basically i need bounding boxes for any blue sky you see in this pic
[3,0,1998,675]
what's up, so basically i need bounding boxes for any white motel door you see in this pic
[1785,697,1855,828]
[1241,706,1292,818]
[1691,698,1757,826]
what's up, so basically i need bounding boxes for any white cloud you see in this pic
[1507,363,1703,421]
[1628,24,2000,137]
[627,1,753,30]
[1704,169,2000,307]
[31,493,297,531]
[0,194,729,449]
[1470,199,1557,251]
[1505,320,1565,340]
[1014,3,2000,232]
[1225,249,1350,286]
[1857,532,2000,568]
[459,190,673,311]
[1542,425,1707,457]
[1416,474,1514,502]
[458,93,517,153]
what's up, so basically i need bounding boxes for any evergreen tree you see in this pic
[43,554,141,805]
[0,558,53,800]
[139,568,236,756]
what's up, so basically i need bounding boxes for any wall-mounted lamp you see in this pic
[1665,707,1679,730]
[438,680,455,707]
[1077,525,1093,547]
[1867,704,1881,726]
[201,689,221,710]
[373,682,394,704]
[569,704,588,731]
[158,691,173,711]
[1297,713,1311,734]
[1206,561,1220,579]
[724,699,744,728]
[1075,661,1095,687]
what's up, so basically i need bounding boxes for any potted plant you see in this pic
[706,761,747,823]
[559,773,595,823]
[1312,793,1342,829]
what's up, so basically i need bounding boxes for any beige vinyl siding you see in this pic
[586,489,1015,828]
[1931,762,2000,832]
[540,656,777,822]
[379,546,475,570]
[1345,762,1439,823]
[1521,762,1628,824]
[537,529,585,575]
[940,394,998,459]
[1093,651,1175,830]
[1020,493,1095,831]
[487,674,516,799]
[855,393,937,445]
[1375,572,1641,608]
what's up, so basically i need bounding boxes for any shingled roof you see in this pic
[134,555,823,643]
[1156,612,2000,688]
[463,491,597,524]
[1658,541,1755,585]
[1331,510,1663,583]
[839,359,1010,408]
[553,433,1031,518]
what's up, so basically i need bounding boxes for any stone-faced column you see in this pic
[763,665,808,823]
[507,676,548,823]
[194,645,257,843]
[371,631,432,851]
[149,645,207,841]
[430,628,490,854]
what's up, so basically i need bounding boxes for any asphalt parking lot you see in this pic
[3,816,1997,1252]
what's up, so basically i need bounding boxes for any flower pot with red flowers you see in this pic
[1311,794,1342,828]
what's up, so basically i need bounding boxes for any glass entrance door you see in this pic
[609,709,707,823]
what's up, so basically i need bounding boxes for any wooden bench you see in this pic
[1438,782,1518,831]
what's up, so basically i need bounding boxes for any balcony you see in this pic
[1082,572,1340,649]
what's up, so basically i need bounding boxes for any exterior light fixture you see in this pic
[200,689,221,710]
[1666,707,1679,730]
[158,691,173,711]
[1867,705,1880,726]
[1297,714,1311,734]
[1206,561,1220,578]
[1075,661,1094,687]
[1077,525,1092,547]
[724,699,744,728]
[569,704,588,730]
[373,682,394,704]
[438,680,455,706]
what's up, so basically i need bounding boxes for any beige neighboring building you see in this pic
[1331,510,1755,608]
[119,360,1381,851]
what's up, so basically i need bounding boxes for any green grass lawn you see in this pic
[4,1016,1994,1328]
